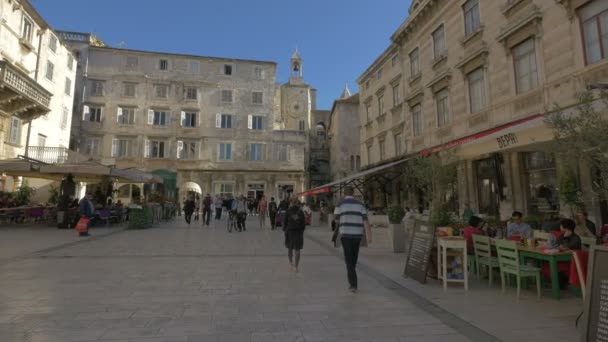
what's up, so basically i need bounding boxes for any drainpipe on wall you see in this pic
[24,27,45,157]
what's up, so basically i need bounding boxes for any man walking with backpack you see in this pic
[333,186,372,293]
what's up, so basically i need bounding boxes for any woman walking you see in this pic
[258,195,268,229]
[283,197,306,272]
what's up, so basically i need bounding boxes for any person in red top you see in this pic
[463,216,485,250]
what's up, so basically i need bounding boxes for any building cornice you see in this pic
[391,0,440,45]
[90,46,277,66]
[356,44,399,84]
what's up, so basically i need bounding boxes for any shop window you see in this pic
[475,154,505,216]
[523,152,560,214]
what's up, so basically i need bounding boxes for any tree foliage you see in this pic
[402,151,458,213]
[545,89,608,197]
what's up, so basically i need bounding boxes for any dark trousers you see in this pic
[202,209,212,225]
[341,237,362,289]
[184,211,193,224]
[237,212,247,231]
[215,208,222,220]
[269,211,277,229]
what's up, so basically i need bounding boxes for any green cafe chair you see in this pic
[495,239,541,299]
[472,235,499,286]
[581,236,597,251]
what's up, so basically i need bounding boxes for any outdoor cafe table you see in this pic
[489,239,572,300]
[518,246,572,300]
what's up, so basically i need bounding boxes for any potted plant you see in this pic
[387,206,406,253]
[15,182,35,206]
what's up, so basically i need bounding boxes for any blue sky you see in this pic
[33,0,410,109]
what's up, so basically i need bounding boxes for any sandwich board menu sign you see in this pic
[581,245,608,342]
[403,219,436,284]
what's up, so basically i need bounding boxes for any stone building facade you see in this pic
[328,87,360,182]
[60,34,313,202]
[0,0,76,193]
[358,0,608,222]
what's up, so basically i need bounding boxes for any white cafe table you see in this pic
[437,236,468,291]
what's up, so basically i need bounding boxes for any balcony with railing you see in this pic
[0,61,52,121]
[25,147,90,164]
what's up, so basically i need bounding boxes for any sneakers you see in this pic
[349,287,357,293]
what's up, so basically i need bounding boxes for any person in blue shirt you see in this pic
[507,211,532,239]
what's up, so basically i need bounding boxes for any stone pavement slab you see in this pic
[0,224,121,262]
[0,216,482,342]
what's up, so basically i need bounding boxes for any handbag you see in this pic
[75,217,89,232]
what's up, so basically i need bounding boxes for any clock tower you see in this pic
[281,48,316,131]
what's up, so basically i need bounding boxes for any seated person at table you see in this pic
[463,216,485,250]
[558,218,582,251]
[507,211,532,239]
[574,210,596,238]
[542,218,581,289]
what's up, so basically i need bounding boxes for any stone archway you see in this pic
[179,181,202,200]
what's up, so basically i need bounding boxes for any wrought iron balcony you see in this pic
[0,61,52,121]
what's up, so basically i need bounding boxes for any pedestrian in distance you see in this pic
[233,195,248,232]
[202,193,212,226]
[193,195,200,221]
[258,195,268,229]
[268,197,278,230]
[333,186,372,293]
[283,196,306,273]
[77,193,95,236]
[214,195,223,220]
[183,196,195,225]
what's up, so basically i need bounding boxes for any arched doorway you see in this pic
[179,181,202,200]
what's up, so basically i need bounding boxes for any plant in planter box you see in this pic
[525,215,542,231]
[387,206,406,224]
[15,181,36,206]
[431,204,454,227]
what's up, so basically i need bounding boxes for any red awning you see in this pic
[298,187,330,197]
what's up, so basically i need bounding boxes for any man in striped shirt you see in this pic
[334,186,372,292]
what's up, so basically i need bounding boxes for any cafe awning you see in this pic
[0,159,42,178]
[298,157,411,197]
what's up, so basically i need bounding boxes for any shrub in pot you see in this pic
[387,206,406,224]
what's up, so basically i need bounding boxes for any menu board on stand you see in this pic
[403,219,436,284]
[581,245,608,342]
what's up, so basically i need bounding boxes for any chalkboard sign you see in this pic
[582,246,608,342]
[403,217,416,256]
[403,219,436,284]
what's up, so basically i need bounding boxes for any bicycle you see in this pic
[227,210,237,233]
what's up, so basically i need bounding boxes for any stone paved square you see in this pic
[2,216,582,342]
[0,217,483,342]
